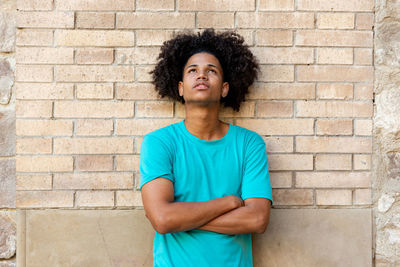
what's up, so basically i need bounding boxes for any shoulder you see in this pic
[230,124,265,146]
[142,121,182,150]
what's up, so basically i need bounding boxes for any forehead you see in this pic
[184,52,222,68]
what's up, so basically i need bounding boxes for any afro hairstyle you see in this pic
[150,28,259,112]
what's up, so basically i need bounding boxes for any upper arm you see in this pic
[241,134,273,204]
[141,177,174,229]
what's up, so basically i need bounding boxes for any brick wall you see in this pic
[15,0,374,210]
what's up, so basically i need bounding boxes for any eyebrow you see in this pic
[185,63,218,69]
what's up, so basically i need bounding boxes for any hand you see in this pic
[226,195,244,209]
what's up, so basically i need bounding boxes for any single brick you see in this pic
[316,119,353,135]
[198,12,234,28]
[264,137,294,153]
[16,83,74,100]
[354,119,372,136]
[296,136,372,153]
[296,171,371,188]
[270,172,292,188]
[76,191,115,207]
[317,48,353,65]
[268,154,313,170]
[315,154,352,170]
[317,83,353,100]
[354,154,371,170]
[137,0,174,10]
[56,66,134,82]
[56,0,135,11]
[76,83,114,99]
[272,189,314,205]
[115,47,159,64]
[75,119,113,136]
[16,100,53,118]
[75,155,114,171]
[136,101,174,118]
[296,30,373,47]
[237,12,314,28]
[53,173,133,189]
[54,101,133,118]
[236,119,314,135]
[16,191,74,208]
[297,66,373,82]
[16,29,53,46]
[116,191,143,206]
[297,0,374,11]
[54,137,133,154]
[354,48,373,65]
[248,83,315,100]
[354,189,372,205]
[116,119,180,135]
[252,47,313,64]
[179,0,255,11]
[256,30,293,46]
[135,30,174,46]
[316,190,352,205]
[354,84,373,100]
[136,65,154,82]
[16,138,52,154]
[16,156,73,172]
[259,0,294,10]
[356,13,374,30]
[116,83,160,100]
[115,155,141,171]
[17,47,74,64]
[17,0,53,10]
[317,13,354,29]
[76,12,115,29]
[117,13,195,29]
[56,30,135,47]
[17,11,74,28]
[257,101,293,117]
[16,120,73,136]
[76,48,114,64]
[235,30,254,46]
[296,100,372,117]
[259,65,294,82]
[16,65,53,82]
[16,174,52,190]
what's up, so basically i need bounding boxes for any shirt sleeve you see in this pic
[241,133,273,204]
[139,134,174,189]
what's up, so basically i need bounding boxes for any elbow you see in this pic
[253,213,270,234]
[152,214,174,235]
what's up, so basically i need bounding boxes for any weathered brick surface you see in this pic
[14,0,375,212]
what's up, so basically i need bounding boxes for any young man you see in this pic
[140,29,273,267]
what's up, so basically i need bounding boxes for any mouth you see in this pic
[193,83,209,90]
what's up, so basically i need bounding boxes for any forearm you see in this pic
[198,200,271,235]
[147,195,241,234]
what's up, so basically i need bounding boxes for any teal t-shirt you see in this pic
[139,120,273,267]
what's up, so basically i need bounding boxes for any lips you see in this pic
[193,82,209,90]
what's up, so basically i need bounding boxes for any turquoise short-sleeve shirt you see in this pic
[140,120,273,267]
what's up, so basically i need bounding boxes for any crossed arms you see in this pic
[141,177,271,235]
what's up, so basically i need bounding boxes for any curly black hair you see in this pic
[150,29,259,112]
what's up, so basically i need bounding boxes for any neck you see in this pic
[184,103,228,141]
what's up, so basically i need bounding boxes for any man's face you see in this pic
[178,52,229,107]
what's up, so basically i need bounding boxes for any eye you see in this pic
[188,69,196,73]
[209,69,216,73]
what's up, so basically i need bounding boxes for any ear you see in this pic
[178,81,184,97]
[221,82,229,98]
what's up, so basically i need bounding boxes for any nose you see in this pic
[196,70,208,80]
